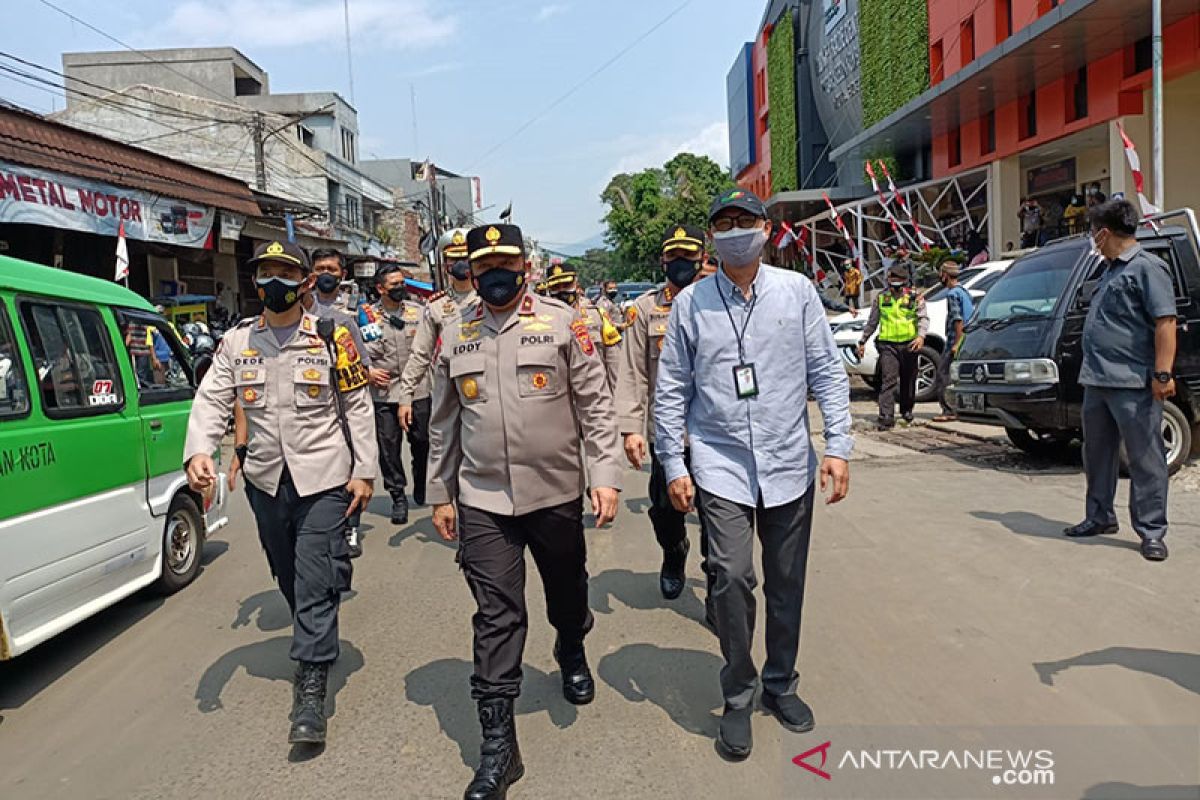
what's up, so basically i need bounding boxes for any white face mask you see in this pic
[712,227,768,268]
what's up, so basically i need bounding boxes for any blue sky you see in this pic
[2,0,757,252]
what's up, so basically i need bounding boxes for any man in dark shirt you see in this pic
[1064,200,1176,562]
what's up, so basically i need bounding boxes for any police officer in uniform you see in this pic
[596,279,622,323]
[857,263,929,430]
[396,228,477,499]
[617,224,711,602]
[427,224,621,800]
[544,263,623,389]
[360,263,428,530]
[184,239,377,745]
[1064,200,1176,561]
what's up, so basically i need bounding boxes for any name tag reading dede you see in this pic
[733,363,759,399]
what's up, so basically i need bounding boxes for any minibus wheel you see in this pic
[156,494,203,594]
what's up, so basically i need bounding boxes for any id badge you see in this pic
[733,363,759,399]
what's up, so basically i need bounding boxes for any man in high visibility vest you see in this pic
[857,263,929,430]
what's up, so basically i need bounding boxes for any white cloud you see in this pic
[610,121,729,177]
[145,0,456,50]
[535,4,569,22]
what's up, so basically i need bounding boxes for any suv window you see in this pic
[20,301,124,418]
[0,304,30,419]
[117,311,195,405]
[1142,244,1188,300]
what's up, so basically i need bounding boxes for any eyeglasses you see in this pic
[712,214,762,232]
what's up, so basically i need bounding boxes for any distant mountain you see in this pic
[553,231,608,257]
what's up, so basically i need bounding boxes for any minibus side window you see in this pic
[0,305,31,420]
[19,301,124,418]
[117,311,194,405]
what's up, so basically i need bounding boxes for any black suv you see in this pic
[949,210,1200,473]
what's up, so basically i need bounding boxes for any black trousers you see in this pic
[409,396,431,501]
[374,402,408,499]
[458,498,593,700]
[877,339,918,423]
[245,470,352,663]
[647,444,711,569]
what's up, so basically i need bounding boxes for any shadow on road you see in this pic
[1082,783,1200,799]
[389,516,455,550]
[231,589,357,633]
[625,495,651,515]
[969,510,1141,552]
[200,539,229,567]
[405,657,578,768]
[597,643,723,738]
[589,568,708,629]
[1034,646,1200,697]
[194,636,364,716]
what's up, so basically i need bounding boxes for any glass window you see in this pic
[20,301,124,417]
[118,311,195,404]
[0,305,30,419]
[974,250,1081,321]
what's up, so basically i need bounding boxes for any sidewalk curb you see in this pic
[925,422,1007,444]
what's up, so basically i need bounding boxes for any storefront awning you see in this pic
[241,218,348,252]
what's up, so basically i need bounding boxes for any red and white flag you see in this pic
[865,161,911,248]
[772,220,796,250]
[114,221,129,283]
[1115,120,1161,217]
[878,160,933,250]
[822,192,857,262]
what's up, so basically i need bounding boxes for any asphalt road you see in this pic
[2,405,1198,800]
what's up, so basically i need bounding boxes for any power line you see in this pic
[464,0,697,171]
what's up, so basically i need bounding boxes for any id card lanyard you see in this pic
[719,281,759,399]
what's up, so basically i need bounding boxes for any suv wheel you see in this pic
[913,346,941,403]
[1120,400,1192,476]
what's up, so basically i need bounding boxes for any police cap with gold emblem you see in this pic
[467,224,525,261]
[438,227,470,259]
[248,239,311,273]
[661,224,706,255]
[543,261,577,290]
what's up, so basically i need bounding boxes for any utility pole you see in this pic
[252,112,267,191]
[1151,0,1165,209]
[344,0,356,106]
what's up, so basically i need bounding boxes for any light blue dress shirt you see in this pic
[654,264,853,509]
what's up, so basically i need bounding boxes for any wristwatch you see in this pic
[1153,371,1173,384]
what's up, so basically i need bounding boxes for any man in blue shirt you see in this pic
[931,261,973,422]
[655,188,853,760]
[1064,200,1176,562]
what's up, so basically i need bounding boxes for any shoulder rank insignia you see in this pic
[429,290,446,302]
[518,294,535,316]
[333,325,369,392]
[570,319,595,357]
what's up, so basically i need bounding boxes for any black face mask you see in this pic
[448,260,471,281]
[315,273,340,294]
[552,291,578,307]
[664,257,700,288]
[386,286,407,303]
[256,277,303,313]
[474,268,525,307]
[605,289,619,300]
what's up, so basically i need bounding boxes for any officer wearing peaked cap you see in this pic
[184,238,377,747]
[617,224,713,604]
[426,223,621,800]
[544,262,623,389]
[396,227,478,464]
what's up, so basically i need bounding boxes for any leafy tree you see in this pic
[600,152,735,279]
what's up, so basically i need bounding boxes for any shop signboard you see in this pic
[1026,158,1077,197]
[0,160,215,249]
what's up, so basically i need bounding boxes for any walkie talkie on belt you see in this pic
[316,317,357,470]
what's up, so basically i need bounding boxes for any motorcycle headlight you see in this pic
[1003,359,1059,384]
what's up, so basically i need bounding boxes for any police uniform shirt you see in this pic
[572,298,622,389]
[1079,244,1177,389]
[615,286,675,440]
[426,292,622,516]
[362,299,428,403]
[397,287,477,405]
[183,312,379,497]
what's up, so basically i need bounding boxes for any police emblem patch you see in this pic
[242,388,259,403]
[307,385,322,398]
[462,377,479,400]
[531,372,549,390]
[303,368,321,381]
[571,320,595,356]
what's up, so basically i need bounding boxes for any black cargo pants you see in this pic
[457,498,593,700]
[245,469,352,663]
[877,339,918,424]
[648,443,711,568]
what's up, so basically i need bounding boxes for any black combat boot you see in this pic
[390,494,409,525]
[659,538,690,600]
[464,698,524,800]
[553,635,595,705]
[289,661,329,744]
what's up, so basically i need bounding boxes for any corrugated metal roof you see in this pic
[0,105,261,217]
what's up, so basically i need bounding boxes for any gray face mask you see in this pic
[712,228,768,268]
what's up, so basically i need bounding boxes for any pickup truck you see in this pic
[949,209,1200,473]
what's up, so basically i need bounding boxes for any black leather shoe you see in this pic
[289,661,329,744]
[876,419,894,432]
[390,496,409,525]
[716,704,752,760]
[659,539,690,600]
[1141,539,1168,561]
[1063,520,1119,538]
[762,692,815,733]
[464,698,524,800]
[553,636,595,705]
